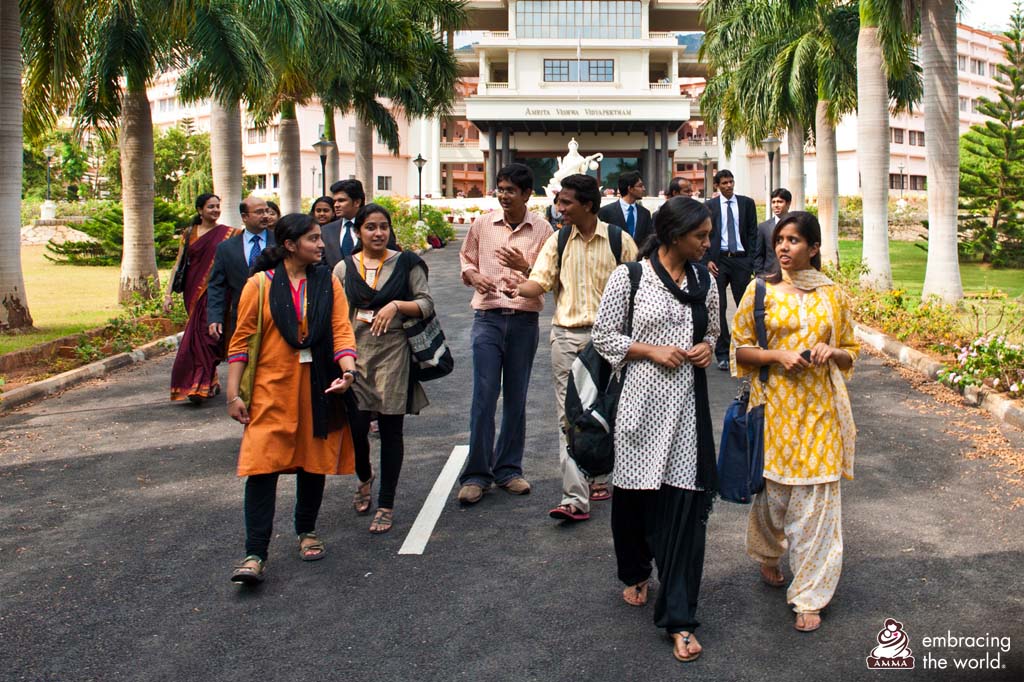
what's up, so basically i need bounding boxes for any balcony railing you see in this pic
[485,82,510,91]
[648,31,673,39]
[485,31,509,39]
[649,82,673,90]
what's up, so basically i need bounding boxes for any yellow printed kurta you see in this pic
[730,281,859,485]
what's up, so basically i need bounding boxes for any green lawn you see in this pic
[838,240,1024,300]
[0,245,170,355]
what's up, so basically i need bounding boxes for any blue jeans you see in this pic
[460,309,540,487]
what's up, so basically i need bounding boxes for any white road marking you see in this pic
[398,445,470,555]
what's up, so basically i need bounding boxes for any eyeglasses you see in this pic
[495,186,519,196]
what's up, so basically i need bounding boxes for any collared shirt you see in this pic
[528,220,638,328]
[718,194,742,252]
[340,218,357,248]
[618,198,637,219]
[460,209,552,312]
[243,228,269,256]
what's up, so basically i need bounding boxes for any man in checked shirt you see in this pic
[457,164,553,506]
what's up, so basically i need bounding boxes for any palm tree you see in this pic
[321,0,466,195]
[857,0,921,290]
[920,0,964,303]
[1,0,33,330]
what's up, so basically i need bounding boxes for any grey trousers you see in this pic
[550,325,608,513]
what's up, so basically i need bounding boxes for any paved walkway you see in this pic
[2,240,1022,681]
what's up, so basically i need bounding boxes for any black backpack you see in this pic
[563,261,642,478]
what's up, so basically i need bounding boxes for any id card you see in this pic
[356,309,375,324]
[298,348,313,364]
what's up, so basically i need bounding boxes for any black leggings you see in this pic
[243,469,325,561]
[351,411,405,509]
[611,485,710,634]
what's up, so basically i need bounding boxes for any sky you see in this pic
[962,0,1016,33]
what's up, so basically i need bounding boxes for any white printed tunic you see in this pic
[592,260,719,491]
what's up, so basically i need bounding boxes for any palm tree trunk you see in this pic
[354,121,373,197]
[324,105,339,190]
[816,101,840,266]
[210,99,242,227]
[0,0,33,329]
[119,78,159,303]
[787,118,805,210]
[858,22,894,289]
[278,100,301,213]
[920,0,963,303]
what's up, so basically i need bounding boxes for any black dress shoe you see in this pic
[717,360,729,371]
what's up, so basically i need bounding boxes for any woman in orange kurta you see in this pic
[223,213,357,586]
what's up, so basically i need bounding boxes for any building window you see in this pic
[247,128,267,144]
[910,175,926,191]
[957,54,967,71]
[908,130,925,146]
[158,98,175,113]
[272,173,280,189]
[959,97,969,112]
[516,0,641,40]
[543,59,615,82]
[971,98,981,113]
[377,175,392,191]
[250,174,267,190]
[970,58,985,76]
[891,128,904,144]
[889,174,906,190]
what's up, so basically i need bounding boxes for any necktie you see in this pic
[341,221,354,256]
[626,204,636,236]
[726,200,738,254]
[248,235,261,267]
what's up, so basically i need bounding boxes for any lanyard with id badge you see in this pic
[355,254,382,325]
[297,282,313,364]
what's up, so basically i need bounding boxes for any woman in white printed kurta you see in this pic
[591,197,719,663]
[731,211,859,633]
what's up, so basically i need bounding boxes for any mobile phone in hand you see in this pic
[800,349,812,362]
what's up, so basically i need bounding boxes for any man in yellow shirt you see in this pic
[505,174,638,522]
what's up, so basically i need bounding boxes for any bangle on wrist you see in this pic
[228,395,241,404]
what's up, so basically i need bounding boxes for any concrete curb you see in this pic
[0,332,183,413]
[854,323,1024,431]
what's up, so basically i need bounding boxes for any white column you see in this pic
[479,52,490,92]
[407,116,427,197]
[429,116,443,197]
[509,0,517,38]
[508,48,517,91]
[641,0,650,38]
[642,49,650,88]
[671,50,679,87]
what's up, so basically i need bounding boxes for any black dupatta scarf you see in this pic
[342,250,426,311]
[650,250,718,514]
[268,263,343,439]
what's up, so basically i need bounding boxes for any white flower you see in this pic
[993,378,1000,387]
[1011,382,1020,393]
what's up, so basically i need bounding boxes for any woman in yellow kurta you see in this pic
[731,211,858,633]
[223,213,358,585]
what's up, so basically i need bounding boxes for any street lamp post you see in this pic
[310,167,317,198]
[761,135,781,220]
[898,163,905,200]
[701,151,711,198]
[312,136,336,197]
[41,145,58,220]
[43,145,56,201]
[413,154,427,222]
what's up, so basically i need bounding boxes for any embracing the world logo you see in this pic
[866,618,916,670]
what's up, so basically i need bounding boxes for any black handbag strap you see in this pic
[624,261,642,336]
[754,277,769,383]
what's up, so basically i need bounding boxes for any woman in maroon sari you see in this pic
[166,193,240,402]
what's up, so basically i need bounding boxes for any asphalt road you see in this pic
[2,236,1022,681]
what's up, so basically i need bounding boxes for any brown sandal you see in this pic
[760,564,787,587]
[353,475,374,515]
[230,555,266,585]
[623,580,649,607]
[298,532,326,561]
[795,612,822,632]
[672,632,702,662]
[369,508,393,534]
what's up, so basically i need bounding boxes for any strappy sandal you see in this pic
[230,555,266,585]
[369,508,393,534]
[672,632,702,662]
[623,580,649,607]
[353,475,374,515]
[794,612,822,632]
[297,532,326,561]
[589,483,612,501]
[760,564,787,587]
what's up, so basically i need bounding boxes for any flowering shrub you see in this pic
[938,335,1024,398]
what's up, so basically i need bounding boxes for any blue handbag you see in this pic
[717,278,769,504]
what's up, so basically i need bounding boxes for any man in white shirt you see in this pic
[753,188,792,277]
[598,170,653,250]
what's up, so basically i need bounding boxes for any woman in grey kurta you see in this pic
[332,203,434,534]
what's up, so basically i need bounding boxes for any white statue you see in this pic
[545,138,603,199]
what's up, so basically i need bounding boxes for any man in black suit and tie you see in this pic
[704,169,758,369]
[597,170,652,252]
[754,187,792,277]
[321,178,365,269]
[207,195,275,345]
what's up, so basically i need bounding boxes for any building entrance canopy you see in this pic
[466,97,691,133]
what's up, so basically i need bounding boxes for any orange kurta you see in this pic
[228,272,357,477]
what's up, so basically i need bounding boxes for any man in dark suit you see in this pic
[754,187,792,278]
[207,195,275,345]
[704,169,758,369]
[321,178,365,270]
[597,170,653,251]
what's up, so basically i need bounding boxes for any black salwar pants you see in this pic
[611,485,710,634]
[244,469,326,561]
